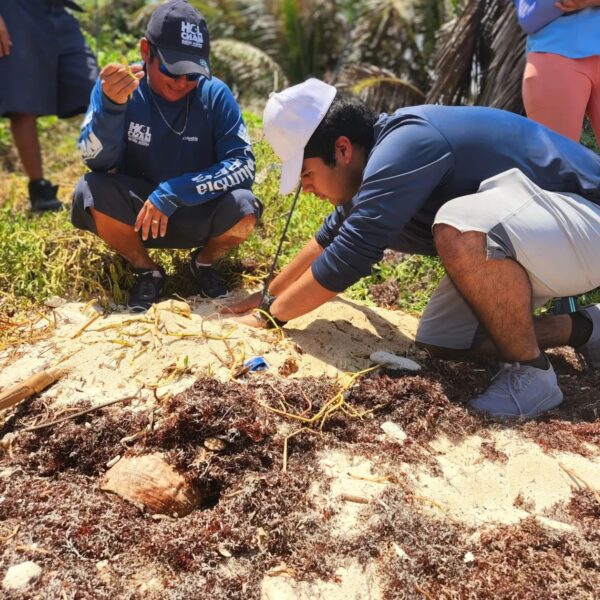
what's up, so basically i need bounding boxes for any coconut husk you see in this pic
[101,453,203,516]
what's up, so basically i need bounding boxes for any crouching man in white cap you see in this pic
[227,78,600,419]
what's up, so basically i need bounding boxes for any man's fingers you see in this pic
[112,77,139,99]
[150,216,160,239]
[0,33,11,57]
[134,206,146,232]
[100,63,121,78]
[0,17,11,57]
[159,218,168,238]
[555,0,577,10]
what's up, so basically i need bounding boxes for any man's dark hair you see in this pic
[147,42,158,62]
[304,93,377,166]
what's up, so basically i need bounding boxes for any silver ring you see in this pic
[151,219,159,224]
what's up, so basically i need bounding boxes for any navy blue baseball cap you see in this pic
[145,0,211,78]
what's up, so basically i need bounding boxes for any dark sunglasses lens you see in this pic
[159,62,200,82]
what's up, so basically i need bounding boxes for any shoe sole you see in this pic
[468,387,564,419]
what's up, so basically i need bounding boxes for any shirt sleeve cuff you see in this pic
[149,190,179,217]
[100,92,128,112]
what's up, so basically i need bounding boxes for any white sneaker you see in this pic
[468,361,563,419]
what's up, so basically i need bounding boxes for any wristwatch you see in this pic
[254,292,288,329]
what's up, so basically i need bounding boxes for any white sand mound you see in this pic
[405,430,600,528]
[0,295,418,409]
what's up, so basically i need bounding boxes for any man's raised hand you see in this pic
[100,63,144,105]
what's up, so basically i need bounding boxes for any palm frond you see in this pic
[337,64,425,113]
[210,38,288,101]
[477,1,526,111]
[425,0,484,105]
[426,0,526,112]
[341,0,429,93]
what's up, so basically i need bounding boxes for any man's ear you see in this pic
[140,38,150,63]
[334,136,353,165]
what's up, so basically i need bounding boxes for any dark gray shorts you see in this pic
[0,0,98,118]
[71,172,263,249]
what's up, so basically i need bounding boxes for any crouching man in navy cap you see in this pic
[72,0,261,311]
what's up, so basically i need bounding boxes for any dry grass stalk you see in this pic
[0,524,20,542]
[22,394,138,432]
[261,365,380,430]
[71,312,101,338]
[559,462,600,504]
[282,427,320,472]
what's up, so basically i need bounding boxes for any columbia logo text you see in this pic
[181,22,203,48]
[194,159,255,195]
[128,122,152,147]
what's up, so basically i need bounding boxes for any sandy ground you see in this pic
[0,294,418,409]
[1,296,599,598]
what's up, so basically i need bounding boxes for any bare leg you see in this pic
[420,313,573,360]
[9,113,43,180]
[434,225,540,362]
[194,215,256,263]
[89,208,158,270]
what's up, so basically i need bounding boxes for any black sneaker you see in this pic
[189,250,228,298]
[127,266,165,312]
[28,178,63,212]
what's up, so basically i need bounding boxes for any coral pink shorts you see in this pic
[523,52,600,143]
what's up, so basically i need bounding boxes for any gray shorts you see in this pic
[0,0,98,118]
[415,168,600,350]
[71,172,263,249]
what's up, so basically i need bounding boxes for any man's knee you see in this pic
[220,213,257,243]
[433,224,486,264]
[71,172,113,233]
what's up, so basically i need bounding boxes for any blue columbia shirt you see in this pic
[312,105,600,293]
[78,73,254,216]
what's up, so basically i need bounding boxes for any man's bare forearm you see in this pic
[268,237,324,296]
[271,263,338,322]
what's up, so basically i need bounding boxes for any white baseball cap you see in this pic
[263,78,337,194]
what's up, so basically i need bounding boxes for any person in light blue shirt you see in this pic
[229,79,600,420]
[514,0,600,142]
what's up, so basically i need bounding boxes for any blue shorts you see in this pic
[71,172,263,249]
[0,0,98,118]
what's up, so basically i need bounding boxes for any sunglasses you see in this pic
[149,45,201,82]
[158,62,201,82]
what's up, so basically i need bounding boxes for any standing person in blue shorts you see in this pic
[72,0,261,311]
[228,79,600,420]
[0,0,98,211]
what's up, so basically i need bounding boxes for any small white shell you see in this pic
[203,437,226,452]
[370,351,421,372]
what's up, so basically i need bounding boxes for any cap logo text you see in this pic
[181,22,203,48]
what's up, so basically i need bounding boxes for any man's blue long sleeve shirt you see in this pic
[77,74,255,216]
[312,105,600,293]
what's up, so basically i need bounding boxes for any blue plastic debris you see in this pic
[233,356,268,378]
[244,356,268,372]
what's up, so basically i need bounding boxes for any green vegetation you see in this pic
[1,0,599,345]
